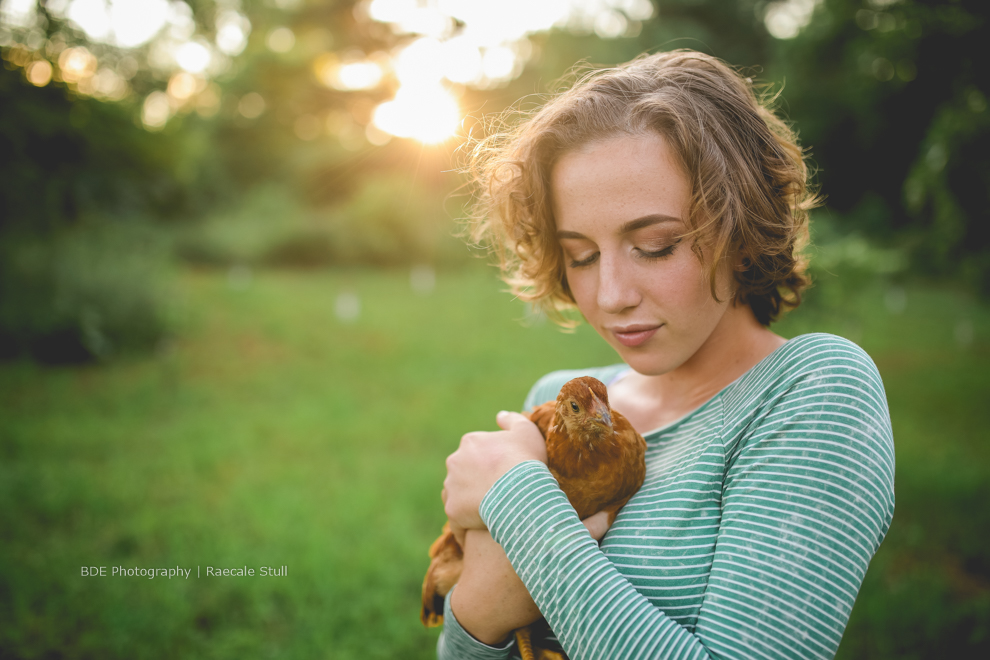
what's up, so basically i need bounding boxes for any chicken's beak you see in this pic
[588,391,613,430]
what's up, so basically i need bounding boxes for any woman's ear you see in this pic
[728,252,748,305]
[733,252,751,273]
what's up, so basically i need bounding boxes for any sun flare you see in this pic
[372,84,460,144]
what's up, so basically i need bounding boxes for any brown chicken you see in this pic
[421,376,647,660]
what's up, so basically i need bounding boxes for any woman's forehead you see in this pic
[551,134,690,233]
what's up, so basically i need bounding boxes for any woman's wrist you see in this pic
[440,587,516,659]
[478,460,552,531]
[449,586,515,645]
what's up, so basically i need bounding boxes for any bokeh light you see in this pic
[167,71,199,101]
[141,90,171,129]
[175,40,211,73]
[237,92,266,119]
[89,66,127,99]
[215,9,250,56]
[0,0,254,125]
[393,37,446,86]
[0,0,37,29]
[440,36,482,84]
[58,46,97,83]
[314,52,388,92]
[25,58,52,86]
[195,83,221,117]
[336,61,383,90]
[65,0,170,48]
[764,0,821,40]
[266,26,295,53]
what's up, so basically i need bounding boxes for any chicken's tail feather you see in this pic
[420,522,464,627]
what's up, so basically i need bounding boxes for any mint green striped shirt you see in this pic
[437,333,895,659]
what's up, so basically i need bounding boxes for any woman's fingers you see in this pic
[443,412,548,532]
[495,411,548,463]
[582,510,612,541]
[443,444,488,531]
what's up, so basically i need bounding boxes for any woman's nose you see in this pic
[596,253,641,314]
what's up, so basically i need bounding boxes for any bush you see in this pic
[174,179,472,270]
[802,212,909,313]
[0,223,171,364]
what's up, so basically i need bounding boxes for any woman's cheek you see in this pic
[569,272,600,317]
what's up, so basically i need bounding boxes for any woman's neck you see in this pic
[611,302,786,433]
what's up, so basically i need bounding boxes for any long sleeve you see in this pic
[479,336,895,659]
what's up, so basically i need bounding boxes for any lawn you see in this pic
[1,264,987,658]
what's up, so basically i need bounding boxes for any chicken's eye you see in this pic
[570,401,580,413]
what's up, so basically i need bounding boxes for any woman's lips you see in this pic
[611,325,661,347]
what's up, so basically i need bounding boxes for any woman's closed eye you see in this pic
[569,252,599,268]
[566,237,681,269]
[635,238,681,261]
[561,239,599,268]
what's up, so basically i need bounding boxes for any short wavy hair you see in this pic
[465,49,817,327]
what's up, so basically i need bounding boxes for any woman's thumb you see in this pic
[495,410,528,430]
[582,510,611,541]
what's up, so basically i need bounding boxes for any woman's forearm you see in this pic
[449,529,543,644]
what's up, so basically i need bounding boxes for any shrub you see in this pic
[0,223,171,364]
[174,179,471,270]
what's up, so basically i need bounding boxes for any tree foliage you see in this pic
[0,0,987,363]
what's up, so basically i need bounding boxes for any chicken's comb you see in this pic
[587,383,607,403]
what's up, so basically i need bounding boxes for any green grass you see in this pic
[1,264,988,658]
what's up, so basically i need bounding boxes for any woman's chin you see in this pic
[611,346,679,377]
[594,325,687,376]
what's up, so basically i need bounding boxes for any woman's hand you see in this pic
[443,411,547,533]
[582,510,612,541]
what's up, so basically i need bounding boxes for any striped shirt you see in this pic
[437,333,895,660]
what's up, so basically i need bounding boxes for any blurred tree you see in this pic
[0,64,224,230]
[766,0,989,290]
[0,1,239,361]
[2,0,988,363]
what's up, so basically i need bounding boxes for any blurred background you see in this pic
[0,0,987,657]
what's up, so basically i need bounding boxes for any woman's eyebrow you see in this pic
[619,214,681,233]
[556,214,681,239]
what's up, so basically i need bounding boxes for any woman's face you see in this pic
[551,132,736,376]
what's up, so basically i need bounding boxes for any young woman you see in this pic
[438,50,895,659]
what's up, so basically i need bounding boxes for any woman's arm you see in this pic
[477,348,895,659]
[451,529,544,644]
[436,510,613,658]
[436,370,615,659]
[435,411,549,659]
[434,529,531,660]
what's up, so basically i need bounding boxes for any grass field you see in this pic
[1,264,988,659]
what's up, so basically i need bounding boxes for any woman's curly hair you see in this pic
[465,49,818,327]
